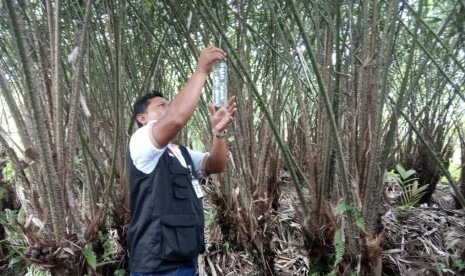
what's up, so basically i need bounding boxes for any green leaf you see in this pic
[402,177,419,185]
[98,231,114,261]
[8,257,22,267]
[0,185,7,200]
[452,258,465,270]
[356,217,366,230]
[396,164,416,180]
[83,247,97,270]
[333,229,345,267]
[334,202,350,216]
[114,269,127,276]
[395,164,406,179]
[400,181,429,207]
[2,162,15,181]
[73,156,81,166]
[5,209,17,225]
[205,209,217,228]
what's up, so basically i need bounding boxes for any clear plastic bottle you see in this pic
[212,60,228,107]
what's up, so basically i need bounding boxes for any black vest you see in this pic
[127,146,205,272]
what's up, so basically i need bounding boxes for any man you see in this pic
[127,46,237,276]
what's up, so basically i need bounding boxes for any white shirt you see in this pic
[129,120,207,175]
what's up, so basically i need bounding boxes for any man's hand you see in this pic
[150,45,227,147]
[208,96,237,133]
[196,46,227,74]
[203,96,237,175]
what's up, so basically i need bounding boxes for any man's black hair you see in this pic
[133,91,165,127]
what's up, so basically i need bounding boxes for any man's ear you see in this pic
[136,113,147,125]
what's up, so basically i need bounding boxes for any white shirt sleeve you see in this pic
[129,121,166,174]
[129,120,208,175]
[187,147,208,176]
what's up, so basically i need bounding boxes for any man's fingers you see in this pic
[226,96,235,107]
[230,108,238,117]
[208,47,227,60]
[208,103,215,116]
[227,103,236,112]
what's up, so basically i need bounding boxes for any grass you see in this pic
[439,163,462,184]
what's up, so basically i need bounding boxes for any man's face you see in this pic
[137,97,170,126]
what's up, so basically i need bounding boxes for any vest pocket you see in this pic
[172,177,190,199]
[160,214,200,260]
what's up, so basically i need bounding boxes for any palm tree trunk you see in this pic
[5,0,65,241]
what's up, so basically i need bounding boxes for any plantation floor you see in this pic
[199,179,465,275]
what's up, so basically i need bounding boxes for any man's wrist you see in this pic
[212,129,227,139]
[195,64,209,75]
